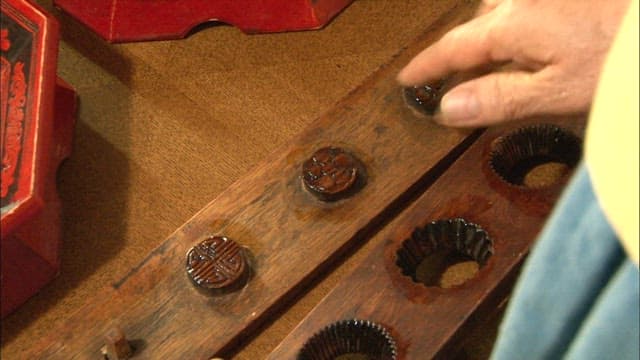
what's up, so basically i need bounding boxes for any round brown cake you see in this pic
[302,147,359,201]
[403,80,446,116]
[185,236,247,292]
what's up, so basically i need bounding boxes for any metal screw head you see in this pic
[185,236,248,293]
[302,147,361,201]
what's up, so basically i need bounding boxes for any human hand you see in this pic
[397,0,630,127]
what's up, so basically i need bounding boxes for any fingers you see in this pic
[436,70,556,127]
[476,0,504,16]
[397,14,506,87]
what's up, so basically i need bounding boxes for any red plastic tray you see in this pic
[1,0,77,317]
[53,0,354,43]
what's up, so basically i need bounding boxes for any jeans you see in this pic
[491,164,640,360]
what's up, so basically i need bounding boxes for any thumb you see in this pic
[437,71,553,127]
[476,0,504,16]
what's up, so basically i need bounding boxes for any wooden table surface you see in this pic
[0,1,510,358]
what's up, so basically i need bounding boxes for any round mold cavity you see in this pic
[396,218,493,289]
[489,124,582,188]
[297,319,397,360]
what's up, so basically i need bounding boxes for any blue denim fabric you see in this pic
[491,164,640,360]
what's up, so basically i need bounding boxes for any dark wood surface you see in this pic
[19,4,488,359]
[268,118,585,359]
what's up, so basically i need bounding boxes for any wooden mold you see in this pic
[19,3,483,358]
[268,118,585,359]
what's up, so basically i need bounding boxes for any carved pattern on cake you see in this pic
[185,236,246,290]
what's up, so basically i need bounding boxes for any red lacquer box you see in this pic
[1,0,76,317]
[53,0,354,43]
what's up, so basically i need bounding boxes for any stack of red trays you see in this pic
[1,0,77,317]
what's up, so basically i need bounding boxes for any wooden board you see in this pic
[269,118,585,359]
[22,3,483,358]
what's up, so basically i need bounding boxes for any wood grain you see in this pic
[268,118,585,359]
[21,3,483,359]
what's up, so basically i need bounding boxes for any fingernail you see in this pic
[440,89,480,124]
